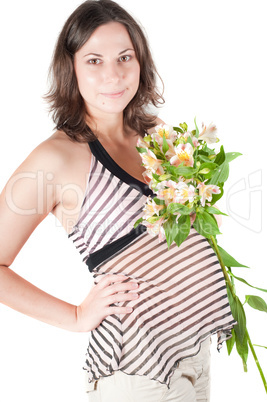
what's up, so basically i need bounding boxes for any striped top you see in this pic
[68,138,236,388]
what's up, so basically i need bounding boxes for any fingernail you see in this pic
[132,283,139,288]
[132,293,139,298]
[127,307,133,312]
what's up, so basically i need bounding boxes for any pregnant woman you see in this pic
[0,1,235,401]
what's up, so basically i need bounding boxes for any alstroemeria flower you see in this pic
[157,180,178,203]
[140,149,164,175]
[170,143,194,167]
[142,217,166,242]
[137,137,149,150]
[183,131,200,148]
[154,124,178,143]
[198,182,221,206]
[176,182,196,204]
[198,123,218,144]
[143,196,164,219]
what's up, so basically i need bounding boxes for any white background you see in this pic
[0,0,266,401]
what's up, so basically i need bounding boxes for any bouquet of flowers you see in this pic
[135,120,267,392]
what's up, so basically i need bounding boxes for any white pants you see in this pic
[85,338,211,402]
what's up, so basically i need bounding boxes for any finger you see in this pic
[107,292,139,305]
[96,274,128,290]
[106,306,133,315]
[102,281,139,297]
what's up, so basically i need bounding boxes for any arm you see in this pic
[0,139,139,332]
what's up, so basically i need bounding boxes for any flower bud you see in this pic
[199,168,210,174]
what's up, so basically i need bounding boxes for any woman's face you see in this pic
[74,22,140,119]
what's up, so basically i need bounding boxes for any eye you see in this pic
[87,58,101,65]
[119,55,131,62]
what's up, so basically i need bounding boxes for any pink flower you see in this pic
[170,143,194,167]
[176,182,196,204]
[184,132,200,147]
[156,180,180,205]
[156,180,196,206]
[143,196,165,219]
[137,137,149,149]
[140,149,164,175]
[154,124,178,144]
[198,182,221,206]
[142,217,166,242]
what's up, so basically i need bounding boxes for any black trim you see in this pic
[86,225,147,272]
[89,140,153,197]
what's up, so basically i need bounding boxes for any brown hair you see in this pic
[45,0,165,142]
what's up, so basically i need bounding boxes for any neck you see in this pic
[87,112,133,143]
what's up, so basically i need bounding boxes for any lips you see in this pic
[101,90,125,99]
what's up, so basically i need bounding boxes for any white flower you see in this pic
[140,149,164,175]
[198,182,221,206]
[143,196,164,219]
[154,124,178,143]
[198,123,219,144]
[142,217,166,242]
[175,182,196,204]
[156,180,196,206]
[170,143,194,167]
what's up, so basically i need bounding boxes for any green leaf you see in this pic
[194,117,199,137]
[208,161,230,185]
[235,328,248,370]
[198,154,213,163]
[159,174,172,181]
[227,289,246,344]
[225,152,242,163]
[180,122,188,132]
[193,211,221,238]
[198,162,218,172]
[204,206,228,216]
[217,246,249,268]
[214,145,225,165]
[228,271,267,293]
[245,295,267,312]
[147,216,161,224]
[152,173,160,182]
[163,215,179,248]
[198,162,218,179]
[144,134,152,142]
[174,215,191,247]
[136,146,147,154]
[134,217,143,228]
[186,135,194,148]
[162,134,169,154]
[174,165,199,178]
[153,197,166,206]
[167,203,194,215]
[173,126,184,134]
[226,329,236,356]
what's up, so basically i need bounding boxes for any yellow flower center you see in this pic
[143,154,157,167]
[162,187,176,200]
[158,128,169,139]
[178,150,190,162]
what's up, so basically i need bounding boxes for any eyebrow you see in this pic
[83,48,135,58]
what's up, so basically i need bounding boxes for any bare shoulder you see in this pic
[155,116,166,126]
[16,131,91,180]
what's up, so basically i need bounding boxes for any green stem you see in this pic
[246,329,267,393]
[210,235,267,394]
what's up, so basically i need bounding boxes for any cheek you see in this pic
[129,64,140,90]
[75,69,99,99]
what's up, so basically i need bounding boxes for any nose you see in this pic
[102,62,122,83]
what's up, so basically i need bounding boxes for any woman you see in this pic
[0,1,235,401]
